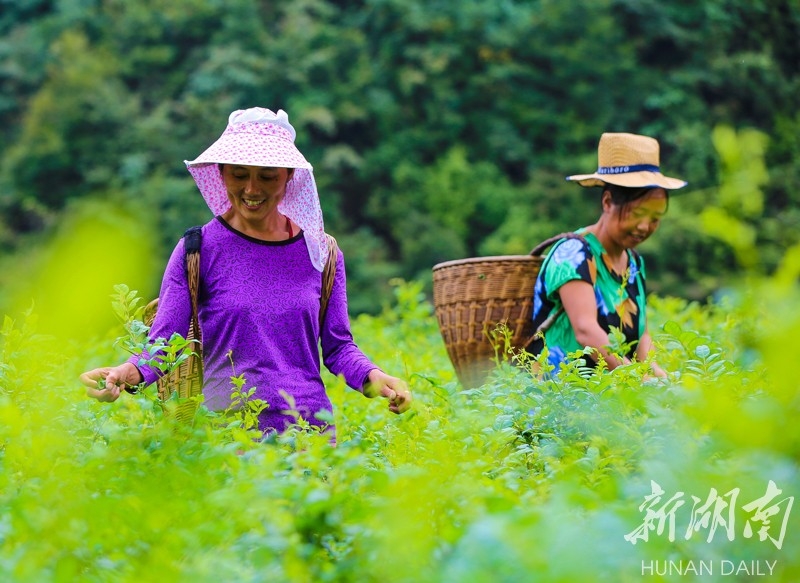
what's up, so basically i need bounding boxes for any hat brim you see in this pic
[566,171,687,190]
[185,133,312,170]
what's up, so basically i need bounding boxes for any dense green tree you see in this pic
[0,0,798,311]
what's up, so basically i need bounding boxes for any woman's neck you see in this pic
[584,222,627,271]
[222,209,291,241]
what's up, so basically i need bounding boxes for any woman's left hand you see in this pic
[648,361,668,379]
[364,369,412,414]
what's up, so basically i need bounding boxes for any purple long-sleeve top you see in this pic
[128,217,378,433]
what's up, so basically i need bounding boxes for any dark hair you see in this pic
[603,184,670,217]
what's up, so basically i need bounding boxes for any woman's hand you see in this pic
[648,361,668,379]
[636,330,668,379]
[364,369,412,414]
[80,363,143,402]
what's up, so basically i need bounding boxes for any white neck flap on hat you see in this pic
[185,108,329,272]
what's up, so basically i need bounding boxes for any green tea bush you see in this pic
[1,275,798,582]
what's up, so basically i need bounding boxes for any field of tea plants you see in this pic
[1,275,799,582]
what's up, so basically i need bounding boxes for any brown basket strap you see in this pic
[319,233,338,329]
[183,227,204,385]
[143,298,159,326]
[186,249,202,343]
[525,307,564,343]
[529,232,588,256]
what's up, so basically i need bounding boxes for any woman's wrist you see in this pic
[122,362,144,393]
[366,368,383,385]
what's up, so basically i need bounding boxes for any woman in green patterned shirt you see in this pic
[529,133,686,375]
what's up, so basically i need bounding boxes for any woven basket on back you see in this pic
[142,232,204,424]
[432,233,571,388]
[143,297,204,402]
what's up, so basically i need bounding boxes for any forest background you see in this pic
[0,0,799,321]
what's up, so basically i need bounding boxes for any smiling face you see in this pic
[220,164,294,222]
[604,187,668,249]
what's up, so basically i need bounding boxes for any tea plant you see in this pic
[224,350,268,433]
[0,277,798,582]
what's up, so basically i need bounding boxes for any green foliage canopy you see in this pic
[1,0,799,310]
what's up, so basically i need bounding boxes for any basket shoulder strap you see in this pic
[183,226,203,342]
[529,231,589,256]
[142,227,203,328]
[319,233,339,329]
[183,225,202,254]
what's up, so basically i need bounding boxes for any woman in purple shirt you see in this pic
[81,108,411,436]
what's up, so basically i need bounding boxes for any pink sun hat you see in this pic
[185,107,328,272]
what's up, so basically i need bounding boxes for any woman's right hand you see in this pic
[80,363,143,402]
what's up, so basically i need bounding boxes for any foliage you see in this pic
[0,197,159,341]
[224,350,269,434]
[1,268,800,581]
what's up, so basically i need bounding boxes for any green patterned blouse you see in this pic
[529,230,647,369]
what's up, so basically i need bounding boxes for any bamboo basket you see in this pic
[141,239,204,424]
[143,297,203,424]
[432,234,568,388]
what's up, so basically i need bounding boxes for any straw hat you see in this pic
[566,132,687,190]
[184,108,328,272]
